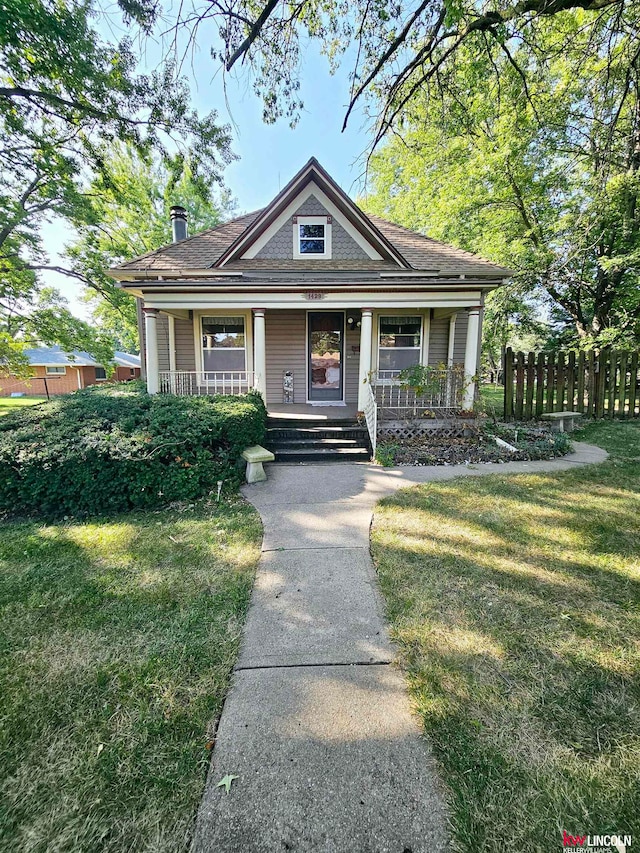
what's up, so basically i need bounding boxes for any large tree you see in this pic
[68,147,234,352]
[363,15,640,347]
[158,0,635,143]
[0,0,233,371]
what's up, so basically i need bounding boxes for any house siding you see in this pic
[428,316,449,366]
[175,317,196,371]
[256,195,369,260]
[453,311,469,364]
[157,314,170,372]
[265,310,307,404]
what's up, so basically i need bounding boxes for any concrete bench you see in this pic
[242,445,275,483]
[540,411,582,433]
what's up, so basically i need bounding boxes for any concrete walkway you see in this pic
[191,442,607,853]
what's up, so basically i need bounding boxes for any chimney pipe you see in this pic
[170,205,188,242]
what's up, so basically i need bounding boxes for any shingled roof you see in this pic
[113,158,513,280]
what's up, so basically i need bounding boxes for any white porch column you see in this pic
[357,308,374,411]
[144,307,160,395]
[252,308,267,398]
[463,306,482,409]
[447,313,458,367]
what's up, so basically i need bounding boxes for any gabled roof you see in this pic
[112,159,514,280]
[24,346,141,368]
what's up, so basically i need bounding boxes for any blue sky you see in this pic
[43,21,372,319]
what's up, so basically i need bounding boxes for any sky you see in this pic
[43,15,373,320]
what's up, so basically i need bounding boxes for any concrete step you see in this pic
[266,418,362,429]
[274,447,371,463]
[266,426,369,441]
[269,438,364,451]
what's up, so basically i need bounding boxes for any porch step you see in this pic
[273,447,371,463]
[265,418,371,463]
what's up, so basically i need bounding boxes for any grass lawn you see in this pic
[0,397,47,416]
[371,420,639,852]
[0,497,262,852]
[479,383,504,417]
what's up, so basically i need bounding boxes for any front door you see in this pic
[308,312,344,402]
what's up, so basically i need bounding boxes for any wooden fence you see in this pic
[503,347,640,421]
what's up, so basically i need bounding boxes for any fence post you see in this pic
[607,350,618,418]
[587,351,596,416]
[545,353,555,413]
[629,351,639,418]
[566,351,576,411]
[557,352,566,410]
[617,352,628,418]
[504,347,514,420]
[515,351,525,420]
[596,349,607,418]
[535,353,545,418]
[524,352,535,420]
[576,352,585,413]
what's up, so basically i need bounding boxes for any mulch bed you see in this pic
[382,428,572,466]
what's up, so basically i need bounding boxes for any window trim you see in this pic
[293,216,332,259]
[45,366,66,376]
[376,314,424,375]
[197,312,250,383]
[94,366,108,381]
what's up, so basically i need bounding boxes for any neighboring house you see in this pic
[0,346,141,396]
[109,158,512,414]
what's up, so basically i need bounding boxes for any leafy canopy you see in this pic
[364,11,640,348]
[0,0,233,371]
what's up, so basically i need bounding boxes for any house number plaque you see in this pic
[304,292,326,300]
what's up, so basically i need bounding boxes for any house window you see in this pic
[45,366,66,375]
[378,316,422,372]
[95,367,107,380]
[201,316,246,372]
[294,217,331,258]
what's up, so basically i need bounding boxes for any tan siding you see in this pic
[428,316,449,366]
[157,314,170,372]
[453,311,469,364]
[265,310,307,404]
[175,318,196,371]
[344,324,360,404]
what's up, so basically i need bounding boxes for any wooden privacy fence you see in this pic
[503,347,640,420]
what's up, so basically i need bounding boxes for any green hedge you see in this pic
[0,384,267,518]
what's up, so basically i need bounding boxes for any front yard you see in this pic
[0,397,46,416]
[371,420,639,851]
[0,498,262,852]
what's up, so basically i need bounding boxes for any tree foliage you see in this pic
[0,0,233,371]
[363,12,640,348]
[67,147,234,352]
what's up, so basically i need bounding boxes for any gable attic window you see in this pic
[201,316,246,373]
[293,216,332,259]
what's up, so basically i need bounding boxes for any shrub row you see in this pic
[0,384,267,518]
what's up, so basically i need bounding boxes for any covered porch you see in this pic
[143,302,483,414]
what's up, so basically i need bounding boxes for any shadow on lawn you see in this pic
[372,455,640,852]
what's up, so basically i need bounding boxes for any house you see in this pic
[109,158,511,437]
[0,346,141,397]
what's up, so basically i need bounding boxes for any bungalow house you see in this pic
[0,346,141,397]
[109,158,511,453]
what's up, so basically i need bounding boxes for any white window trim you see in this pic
[376,313,424,376]
[193,310,253,385]
[45,366,67,375]
[293,216,332,259]
[94,367,108,381]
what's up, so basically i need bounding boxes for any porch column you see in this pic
[463,306,482,409]
[253,308,267,399]
[143,307,160,395]
[447,313,457,367]
[357,308,374,411]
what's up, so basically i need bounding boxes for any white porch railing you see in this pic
[159,371,256,396]
[370,367,466,418]
[363,381,378,457]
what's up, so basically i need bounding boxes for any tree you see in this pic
[68,147,235,351]
[362,17,640,348]
[0,0,233,371]
[158,0,634,146]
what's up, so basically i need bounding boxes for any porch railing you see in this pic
[370,367,466,419]
[363,380,378,457]
[159,371,256,396]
